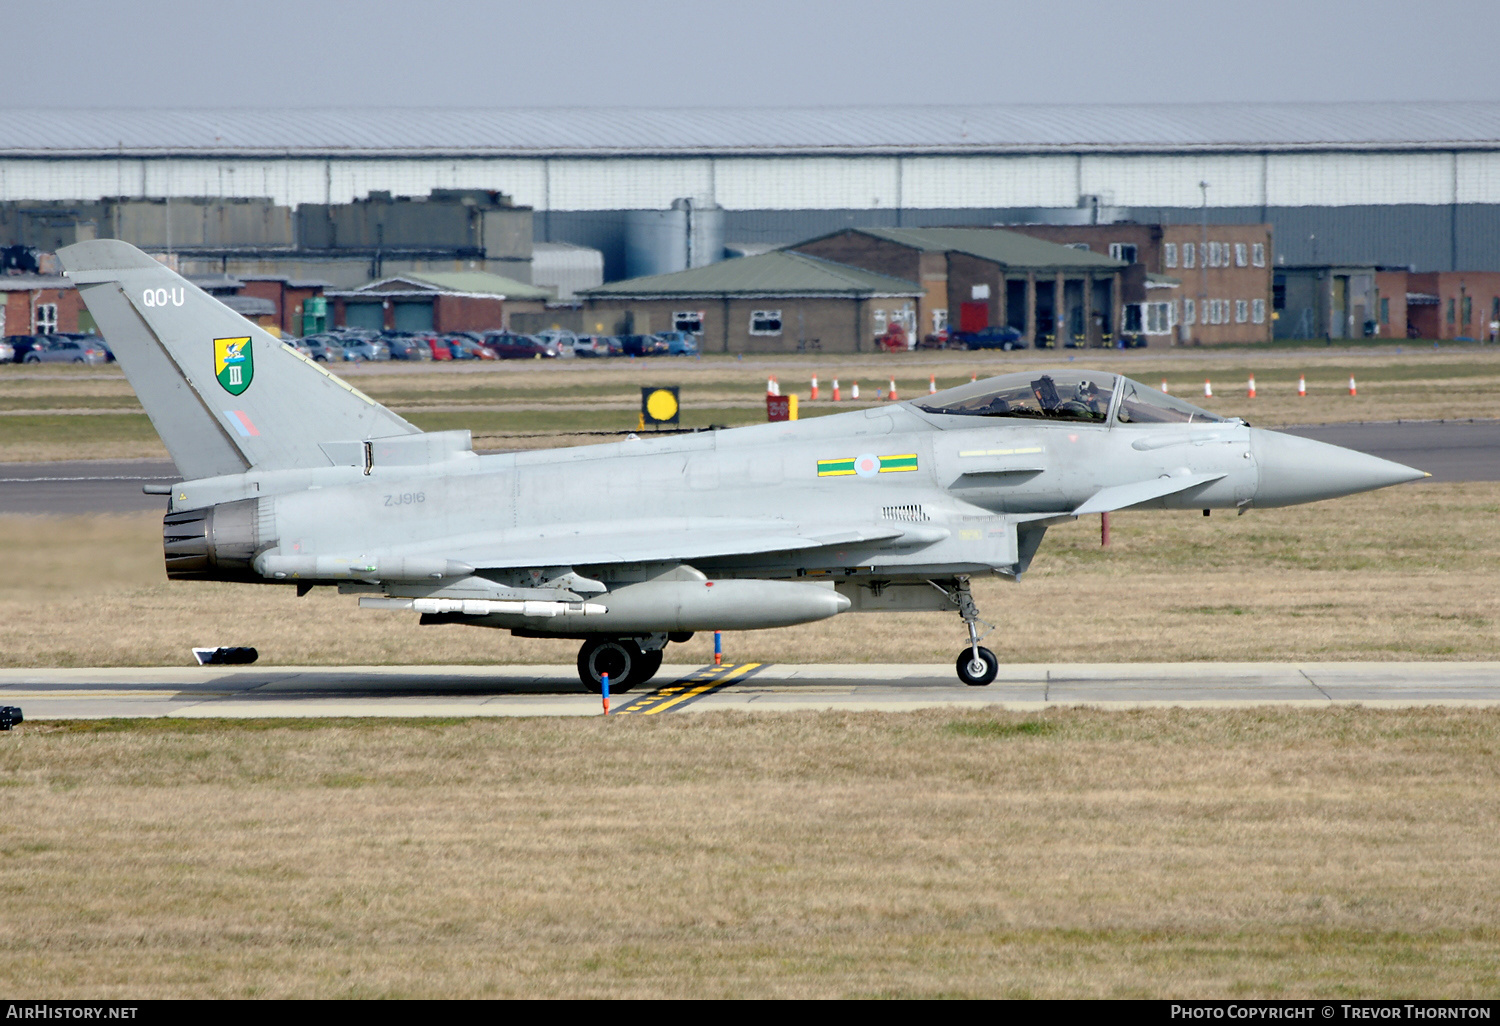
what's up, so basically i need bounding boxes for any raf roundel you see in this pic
[853,453,882,477]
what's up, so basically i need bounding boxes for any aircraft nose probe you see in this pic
[1248,428,1428,508]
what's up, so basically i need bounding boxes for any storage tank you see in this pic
[624,198,725,278]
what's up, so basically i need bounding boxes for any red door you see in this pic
[959,301,988,332]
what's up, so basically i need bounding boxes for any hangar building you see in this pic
[2,103,1499,279]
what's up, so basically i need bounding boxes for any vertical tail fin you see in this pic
[58,240,419,479]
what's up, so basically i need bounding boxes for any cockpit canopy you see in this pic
[916,370,1229,426]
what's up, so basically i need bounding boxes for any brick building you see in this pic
[791,227,1129,347]
[1002,222,1273,344]
[580,250,923,353]
[328,271,551,333]
[0,275,85,335]
[1396,271,1500,340]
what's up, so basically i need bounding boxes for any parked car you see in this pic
[481,331,559,359]
[0,339,13,363]
[534,329,579,357]
[298,334,348,362]
[22,335,110,364]
[653,330,700,355]
[283,338,315,359]
[5,335,44,362]
[377,332,434,361]
[571,335,617,358]
[618,333,669,356]
[331,336,390,362]
[443,334,497,360]
[953,326,1028,351]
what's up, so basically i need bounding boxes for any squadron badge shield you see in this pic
[214,336,253,395]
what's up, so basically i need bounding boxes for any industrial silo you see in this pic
[624,198,724,278]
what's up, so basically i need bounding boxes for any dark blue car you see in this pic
[952,326,1027,351]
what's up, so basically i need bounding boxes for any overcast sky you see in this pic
[17,0,1500,109]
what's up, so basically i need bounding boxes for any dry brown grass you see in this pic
[1,480,1494,668]
[0,708,1496,997]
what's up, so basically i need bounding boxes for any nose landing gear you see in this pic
[941,576,998,686]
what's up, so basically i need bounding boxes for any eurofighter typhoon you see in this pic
[59,240,1426,690]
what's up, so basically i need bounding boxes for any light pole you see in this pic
[1198,181,1209,345]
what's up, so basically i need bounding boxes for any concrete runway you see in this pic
[1,420,1494,514]
[3,661,1499,719]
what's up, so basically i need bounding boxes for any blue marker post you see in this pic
[713,631,722,667]
[601,672,611,715]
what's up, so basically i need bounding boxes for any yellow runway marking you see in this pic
[615,663,764,716]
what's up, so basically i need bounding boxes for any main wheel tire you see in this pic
[577,638,646,694]
[635,648,663,687]
[956,646,999,687]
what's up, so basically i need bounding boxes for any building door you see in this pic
[958,301,988,332]
[394,301,434,332]
[1034,281,1056,339]
[1006,280,1027,331]
[1330,276,1348,339]
[344,303,384,331]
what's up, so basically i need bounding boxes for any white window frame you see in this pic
[1064,242,1090,251]
[1252,298,1266,324]
[34,303,58,333]
[673,310,704,333]
[1164,243,1177,269]
[1144,301,1175,335]
[1235,243,1248,267]
[872,309,888,335]
[1183,298,1196,325]
[1252,243,1266,267]
[1235,299,1249,323]
[932,308,948,332]
[749,309,782,336]
[1183,244,1196,269]
[1108,243,1138,263]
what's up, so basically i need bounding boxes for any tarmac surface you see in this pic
[0,420,1496,514]
[3,661,1499,719]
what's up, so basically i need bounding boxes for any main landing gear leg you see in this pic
[952,577,998,687]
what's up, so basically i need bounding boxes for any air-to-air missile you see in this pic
[59,240,1426,691]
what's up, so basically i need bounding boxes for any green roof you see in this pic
[396,270,554,301]
[580,250,923,298]
[836,227,1129,272]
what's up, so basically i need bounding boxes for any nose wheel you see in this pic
[957,647,999,687]
[938,576,999,687]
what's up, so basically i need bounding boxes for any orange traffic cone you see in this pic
[832,378,841,401]
[1204,380,1213,398]
[767,375,779,396]
[970,371,978,383]
[928,374,937,394]
[810,375,819,401]
[888,377,899,402]
[1247,375,1257,398]
[851,381,860,400]
[1298,375,1307,397]
[1349,375,1357,396]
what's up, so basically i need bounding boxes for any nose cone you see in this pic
[1251,428,1427,507]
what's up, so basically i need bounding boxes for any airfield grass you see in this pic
[0,707,1495,998]
[4,343,1500,459]
[1,480,1497,667]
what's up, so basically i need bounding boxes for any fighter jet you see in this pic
[59,240,1426,690]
